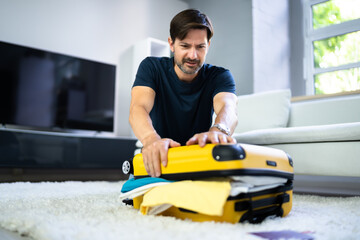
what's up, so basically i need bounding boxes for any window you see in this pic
[303,0,360,95]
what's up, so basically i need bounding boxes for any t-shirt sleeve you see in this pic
[212,69,236,98]
[132,57,157,91]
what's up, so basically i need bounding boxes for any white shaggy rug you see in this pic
[0,181,359,240]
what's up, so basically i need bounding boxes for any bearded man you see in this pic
[129,9,238,177]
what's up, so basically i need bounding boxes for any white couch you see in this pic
[233,90,360,196]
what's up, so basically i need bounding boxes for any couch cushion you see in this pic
[235,89,291,134]
[288,94,360,127]
[233,122,360,145]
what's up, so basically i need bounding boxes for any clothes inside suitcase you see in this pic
[120,143,294,224]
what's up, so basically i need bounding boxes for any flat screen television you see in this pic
[0,41,116,132]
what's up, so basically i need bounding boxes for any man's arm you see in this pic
[129,86,180,177]
[211,92,238,134]
[129,86,158,145]
[186,92,238,147]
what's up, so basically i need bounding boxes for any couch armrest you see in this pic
[233,122,360,145]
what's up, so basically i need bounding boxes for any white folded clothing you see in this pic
[119,182,171,201]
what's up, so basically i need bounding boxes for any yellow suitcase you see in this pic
[123,143,293,181]
[122,143,294,223]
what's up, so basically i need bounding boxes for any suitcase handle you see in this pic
[234,193,290,211]
[235,193,290,223]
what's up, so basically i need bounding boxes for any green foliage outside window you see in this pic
[311,0,360,94]
[312,0,360,29]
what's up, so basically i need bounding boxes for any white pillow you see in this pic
[234,89,291,134]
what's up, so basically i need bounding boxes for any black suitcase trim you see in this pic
[134,169,294,181]
[234,181,292,223]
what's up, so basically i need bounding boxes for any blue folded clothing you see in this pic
[121,177,173,193]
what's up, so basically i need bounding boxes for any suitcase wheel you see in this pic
[122,160,132,174]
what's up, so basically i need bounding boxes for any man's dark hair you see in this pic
[170,9,213,43]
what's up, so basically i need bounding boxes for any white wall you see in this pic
[187,0,254,95]
[252,0,290,92]
[0,0,133,64]
[0,0,187,65]
[0,0,188,137]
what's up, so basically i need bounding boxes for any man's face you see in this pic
[169,29,210,80]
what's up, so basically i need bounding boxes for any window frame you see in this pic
[303,0,360,95]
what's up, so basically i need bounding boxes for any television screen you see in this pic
[0,41,116,132]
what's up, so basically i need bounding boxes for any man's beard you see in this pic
[175,57,202,75]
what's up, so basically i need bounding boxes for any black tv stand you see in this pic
[0,128,137,182]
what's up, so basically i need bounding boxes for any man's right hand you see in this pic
[141,138,181,177]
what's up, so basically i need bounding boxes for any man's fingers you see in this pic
[209,133,220,144]
[142,144,160,177]
[185,135,197,146]
[144,159,155,177]
[229,136,237,144]
[150,149,159,177]
[159,146,168,169]
[198,134,208,147]
[219,134,228,144]
[141,148,152,176]
[153,160,161,177]
[169,140,181,148]
[143,157,150,175]
[186,131,237,147]
[141,138,181,177]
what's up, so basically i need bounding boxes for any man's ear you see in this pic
[168,37,175,52]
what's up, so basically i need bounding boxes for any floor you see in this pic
[0,228,32,240]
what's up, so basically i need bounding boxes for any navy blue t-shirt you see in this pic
[133,57,235,145]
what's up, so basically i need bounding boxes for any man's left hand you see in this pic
[186,131,237,147]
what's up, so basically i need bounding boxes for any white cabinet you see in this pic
[115,38,170,137]
[132,37,170,80]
